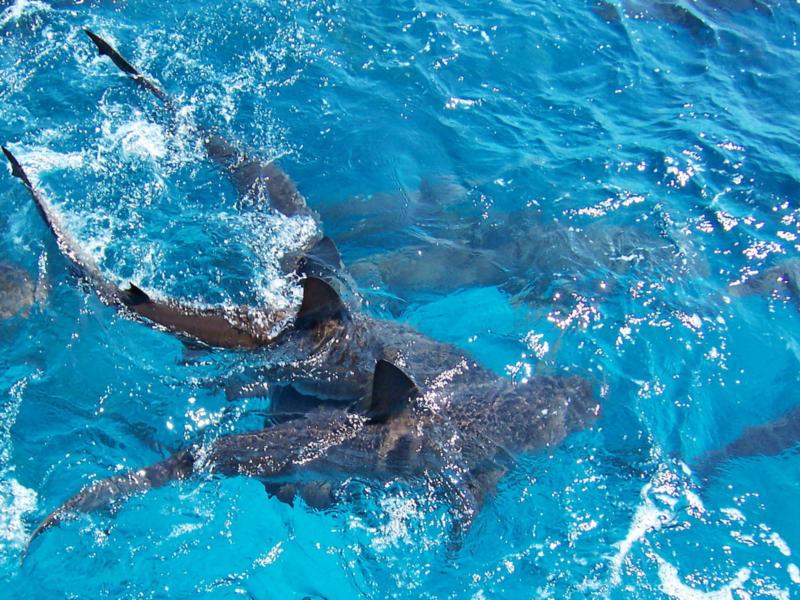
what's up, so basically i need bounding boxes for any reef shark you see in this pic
[4,31,601,549]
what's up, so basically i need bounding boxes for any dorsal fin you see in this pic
[309,236,342,268]
[123,282,150,306]
[367,359,419,423]
[295,277,346,329]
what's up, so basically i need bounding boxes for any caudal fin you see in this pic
[84,29,170,104]
[2,146,32,187]
[3,144,125,303]
[24,450,195,559]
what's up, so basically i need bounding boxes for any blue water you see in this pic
[1,0,799,597]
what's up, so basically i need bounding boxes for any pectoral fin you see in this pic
[442,463,507,551]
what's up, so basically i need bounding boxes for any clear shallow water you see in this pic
[1,0,799,597]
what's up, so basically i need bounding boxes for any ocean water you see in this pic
[1,0,799,597]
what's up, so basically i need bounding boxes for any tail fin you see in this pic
[2,146,32,188]
[84,29,171,104]
[4,145,284,347]
[84,29,139,76]
[3,145,123,302]
[25,450,194,558]
[4,146,72,244]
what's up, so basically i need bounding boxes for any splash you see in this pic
[0,0,51,29]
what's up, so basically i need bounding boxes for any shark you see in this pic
[0,261,36,319]
[591,0,772,44]
[727,259,800,307]
[693,404,800,480]
[4,31,602,550]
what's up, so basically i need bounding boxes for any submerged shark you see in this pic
[592,0,772,44]
[0,262,36,319]
[4,31,601,550]
[728,259,800,307]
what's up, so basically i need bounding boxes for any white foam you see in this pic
[0,478,38,555]
[0,0,51,28]
[101,118,168,162]
[609,460,709,589]
[766,531,792,557]
[609,481,671,585]
[369,496,417,552]
[233,210,319,309]
[720,508,746,522]
[657,558,750,600]
[788,563,800,584]
[13,146,85,178]
[253,541,283,567]
[168,522,204,539]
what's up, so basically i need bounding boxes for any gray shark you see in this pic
[4,32,602,551]
[592,0,772,43]
[693,404,800,480]
[0,262,35,319]
[728,259,800,307]
[31,359,597,544]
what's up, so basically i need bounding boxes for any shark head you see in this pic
[436,374,600,457]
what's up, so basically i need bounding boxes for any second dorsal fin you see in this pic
[367,359,419,423]
[295,277,346,329]
[122,282,151,306]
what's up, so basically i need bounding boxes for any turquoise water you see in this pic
[1,0,800,597]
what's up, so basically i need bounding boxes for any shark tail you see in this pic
[3,146,288,347]
[83,29,313,219]
[2,145,124,303]
[24,450,195,559]
[84,29,171,105]
[2,146,31,187]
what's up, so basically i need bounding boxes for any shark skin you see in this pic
[29,359,598,547]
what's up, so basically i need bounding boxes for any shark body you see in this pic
[5,32,600,549]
